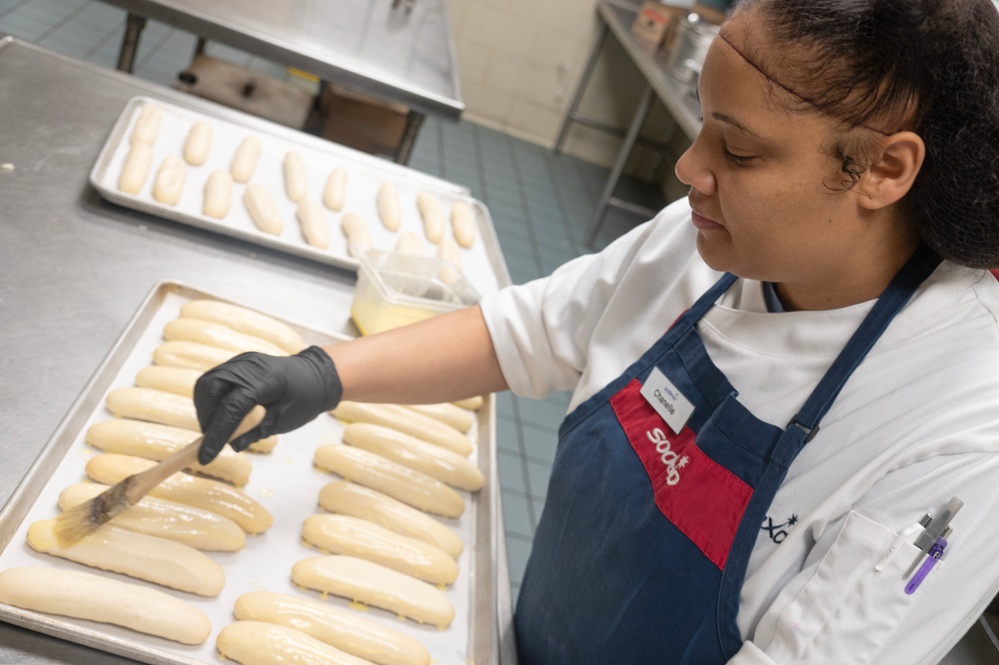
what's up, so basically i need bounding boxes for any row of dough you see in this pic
[119,103,478,256]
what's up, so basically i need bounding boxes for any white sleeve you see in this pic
[729,450,999,665]
[479,217,660,398]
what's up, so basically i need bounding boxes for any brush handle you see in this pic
[122,405,266,504]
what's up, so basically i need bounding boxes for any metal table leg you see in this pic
[584,83,655,247]
[396,110,425,165]
[115,13,147,73]
[553,19,610,155]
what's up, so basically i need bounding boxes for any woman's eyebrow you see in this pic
[711,112,766,139]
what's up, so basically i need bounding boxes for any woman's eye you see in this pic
[723,147,756,165]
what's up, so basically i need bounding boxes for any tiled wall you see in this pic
[449,0,688,175]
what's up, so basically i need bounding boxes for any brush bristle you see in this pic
[53,482,130,548]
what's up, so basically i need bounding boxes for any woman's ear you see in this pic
[856,131,926,210]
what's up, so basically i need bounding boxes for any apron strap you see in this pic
[782,244,942,457]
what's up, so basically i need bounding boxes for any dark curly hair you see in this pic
[731,0,999,268]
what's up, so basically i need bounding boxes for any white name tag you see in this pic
[640,367,695,434]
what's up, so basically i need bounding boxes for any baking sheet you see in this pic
[0,281,497,665]
[89,97,510,297]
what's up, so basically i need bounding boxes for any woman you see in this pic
[194,1,999,662]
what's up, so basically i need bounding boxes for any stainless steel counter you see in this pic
[101,0,464,120]
[0,36,509,663]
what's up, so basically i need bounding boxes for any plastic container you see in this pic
[351,249,481,335]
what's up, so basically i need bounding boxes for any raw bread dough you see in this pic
[183,121,213,166]
[394,231,423,256]
[134,365,201,397]
[400,403,473,433]
[450,201,476,248]
[118,143,153,194]
[297,200,330,249]
[244,183,284,235]
[105,386,199,432]
[153,339,238,371]
[230,135,261,183]
[376,182,401,231]
[416,192,444,243]
[163,317,288,355]
[323,167,348,211]
[203,169,232,219]
[180,299,305,354]
[341,212,372,258]
[331,401,472,456]
[217,620,374,665]
[130,103,162,146]
[152,155,186,206]
[283,151,308,202]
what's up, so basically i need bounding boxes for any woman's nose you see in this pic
[675,138,716,195]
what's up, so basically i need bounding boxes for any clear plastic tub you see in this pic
[351,249,481,335]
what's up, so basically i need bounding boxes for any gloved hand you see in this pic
[193,345,342,465]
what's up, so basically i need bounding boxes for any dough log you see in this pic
[118,143,153,195]
[323,167,348,211]
[401,402,473,433]
[234,591,430,665]
[0,566,211,645]
[302,513,458,585]
[341,212,372,259]
[292,555,455,628]
[376,182,401,231]
[164,317,288,356]
[217,620,375,665]
[180,299,305,354]
[297,200,330,249]
[244,183,283,235]
[332,401,472,456]
[314,445,464,518]
[152,155,186,206]
[342,422,483,492]
[415,192,444,244]
[283,151,308,202]
[319,481,463,558]
[183,120,213,166]
[105,386,199,431]
[26,519,225,596]
[203,169,233,219]
[130,103,162,146]
[134,365,201,398]
[450,201,476,248]
[154,339,239,371]
[230,135,261,183]
[86,453,273,534]
[58,482,246,551]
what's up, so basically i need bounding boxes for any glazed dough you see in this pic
[453,395,484,411]
[217,620,374,665]
[319,481,463,558]
[0,567,211,645]
[297,200,330,249]
[153,339,238,371]
[323,167,348,211]
[230,135,261,183]
[26,519,225,596]
[85,418,251,486]
[314,445,464,518]
[134,365,201,398]
[415,192,444,244]
[130,103,162,146]
[163,317,288,356]
[450,201,476,248]
[341,212,372,258]
[331,401,473,456]
[401,403,473,433]
[283,151,308,202]
[180,299,305,354]
[58,482,246,551]
[183,121,213,166]
[85,453,273,534]
[152,155,186,206]
[233,591,430,665]
[342,422,483,492]
[292,555,455,628]
[302,514,457,585]
[244,183,283,235]
[118,143,153,195]
[203,169,233,219]
[105,386,199,431]
[394,231,423,256]
[376,182,401,231]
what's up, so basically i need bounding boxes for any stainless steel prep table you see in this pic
[101,0,464,162]
[0,36,513,665]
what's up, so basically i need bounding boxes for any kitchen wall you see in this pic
[448,0,690,182]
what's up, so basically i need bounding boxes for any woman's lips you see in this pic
[691,209,724,231]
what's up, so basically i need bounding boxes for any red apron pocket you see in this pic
[611,379,754,570]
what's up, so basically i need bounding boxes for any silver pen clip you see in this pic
[904,496,963,579]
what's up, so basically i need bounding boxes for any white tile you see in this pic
[454,38,491,84]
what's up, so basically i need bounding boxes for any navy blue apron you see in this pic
[514,246,940,665]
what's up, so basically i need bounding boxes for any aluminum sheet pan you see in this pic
[89,97,510,296]
[0,281,497,665]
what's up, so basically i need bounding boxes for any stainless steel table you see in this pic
[555,0,702,246]
[0,36,511,664]
[103,0,464,162]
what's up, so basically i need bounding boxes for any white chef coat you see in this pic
[481,197,999,665]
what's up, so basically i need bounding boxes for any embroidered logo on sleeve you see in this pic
[611,378,754,570]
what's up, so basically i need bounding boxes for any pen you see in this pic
[905,527,950,595]
[905,497,963,579]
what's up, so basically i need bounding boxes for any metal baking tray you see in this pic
[0,281,498,665]
[89,97,511,296]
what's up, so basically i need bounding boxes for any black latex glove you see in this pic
[193,345,342,465]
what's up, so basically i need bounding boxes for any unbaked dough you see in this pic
[376,182,401,231]
[331,401,472,456]
[153,339,239,371]
[450,201,476,248]
[217,620,374,665]
[0,567,211,645]
[118,143,153,195]
[341,212,372,258]
[314,445,464,518]
[230,135,261,183]
[244,183,283,235]
[26,519,225,596]
[394,231,423,256]
[180,299,305,354]
[401,402,473,433]
[183,121,213,166]
[323,167,348,211]
[233,590,430,665]
[416,192,444,244]
[302,513,457,584]
[105,386,199,432]
[134,365,201,398]
[203,169,232,219]
[297,200,330,249]
[163,317,288,356]
[283,151,308,202]
[130,103,162,146]
[292,555,454,628]
[152,155,186,206]
[319,481,463,558]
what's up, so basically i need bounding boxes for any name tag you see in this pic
[640,367,694,434]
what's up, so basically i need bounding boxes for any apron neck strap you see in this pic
[786,244,942,444]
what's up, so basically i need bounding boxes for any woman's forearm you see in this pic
[323,305,508,405]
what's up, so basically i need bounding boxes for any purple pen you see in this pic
[905,528,951,595]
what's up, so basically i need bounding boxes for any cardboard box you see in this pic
[631,2,686,45]
[319,84,410,161]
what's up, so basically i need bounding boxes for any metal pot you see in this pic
[666,12,720,84]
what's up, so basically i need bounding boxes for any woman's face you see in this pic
[675,14,899,308]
